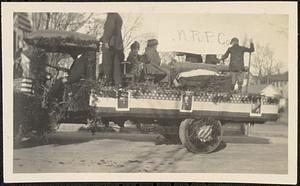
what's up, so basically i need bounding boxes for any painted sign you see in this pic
[157,15,249,54]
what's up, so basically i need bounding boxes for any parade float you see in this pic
[14,30,279,153]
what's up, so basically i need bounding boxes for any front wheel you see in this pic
[179,118,223,153]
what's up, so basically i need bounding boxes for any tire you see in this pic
[179,118,223,153]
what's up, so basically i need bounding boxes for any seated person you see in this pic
[48,49,88,102]
[142,39,167,83]
[126,41,144,82]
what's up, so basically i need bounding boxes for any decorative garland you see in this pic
[13,77,279,137]
[25,36,98,51]
[86,79,279,105]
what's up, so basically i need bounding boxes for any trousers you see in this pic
[102,47,122,85]
[231,71,244,90]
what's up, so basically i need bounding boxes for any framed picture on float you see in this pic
[180,91,194,113]
[116,90,130,111]
[250,97,262,116]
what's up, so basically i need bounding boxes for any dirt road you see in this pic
[13,123,288,174]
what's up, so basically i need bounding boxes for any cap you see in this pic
[147,39,158,47]
[230,37,239,44]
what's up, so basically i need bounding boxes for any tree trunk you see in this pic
[45,13,51,30]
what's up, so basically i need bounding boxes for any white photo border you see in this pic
[2,2,297,184]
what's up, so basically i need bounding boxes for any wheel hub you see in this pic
[197,125,213,142]
[180,118,223,153]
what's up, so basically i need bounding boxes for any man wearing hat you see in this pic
[142,39,167,83]
[221,37,254,92]
[48,49,88,102]
[101,13,124,87]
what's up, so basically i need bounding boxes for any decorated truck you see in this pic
[13,30,279,153]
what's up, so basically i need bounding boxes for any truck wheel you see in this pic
[179,118,223,153]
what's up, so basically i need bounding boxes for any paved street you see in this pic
[13,123,288,174]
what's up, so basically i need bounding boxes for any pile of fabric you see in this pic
[170,62,233,92]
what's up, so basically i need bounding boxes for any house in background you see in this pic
[247,71,288,109]
[14,13,32,55]
[260,84,281,97]
[247,84,280,97]
[13,13,33,79]
[247,72,261,86]
[260,71,288,94]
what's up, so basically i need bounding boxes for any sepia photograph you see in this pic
[1,1,297,184]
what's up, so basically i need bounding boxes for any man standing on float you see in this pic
[221,37,254,92]
[101,13,124,87]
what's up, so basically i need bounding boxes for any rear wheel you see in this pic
[179,118,223,153]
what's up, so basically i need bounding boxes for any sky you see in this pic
[78,13,288,72]
[138,13,288,71]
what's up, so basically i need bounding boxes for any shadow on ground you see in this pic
[14,130,270,150]
[223,135,270,144]
[14,131,159,149]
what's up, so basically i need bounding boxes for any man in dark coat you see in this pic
[221,37,254,91]
[48,50,88,102]
[101,13,124,86]
[67,51,88,84]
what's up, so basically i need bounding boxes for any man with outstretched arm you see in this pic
[221,37,254,92]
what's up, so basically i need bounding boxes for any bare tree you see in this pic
[29,13,145,74]
[32,13,93,32]
[273,61,283,74]
[83,13,145,57]
[121,14,143,53]
[84,17,105,36]
[251,43,281,82]
[31,13,94,73]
